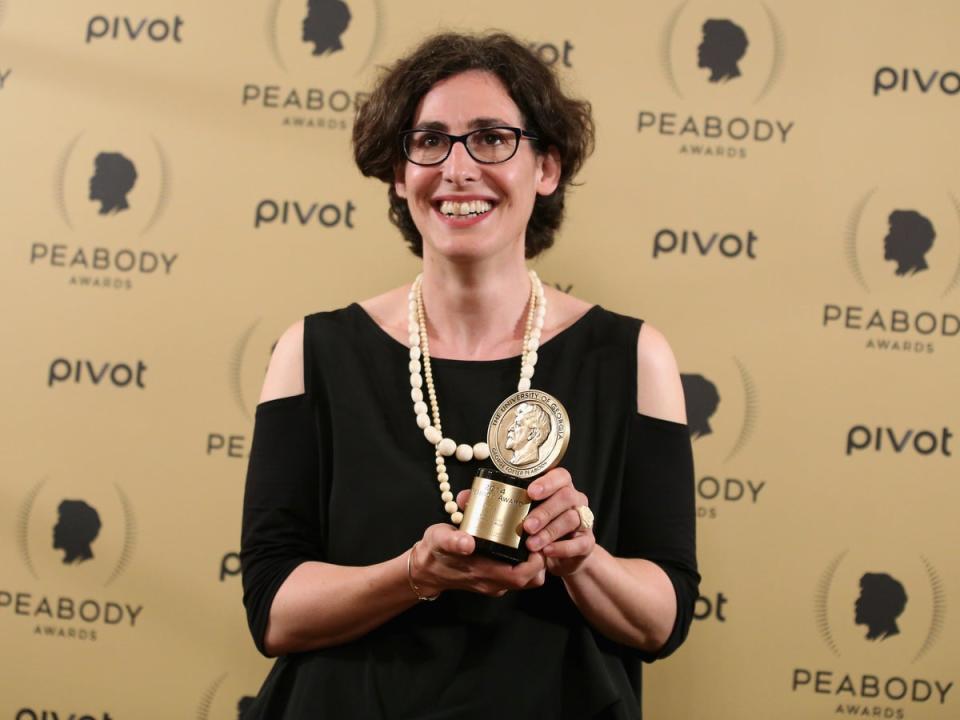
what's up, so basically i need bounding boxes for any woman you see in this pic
[241,32,698,719]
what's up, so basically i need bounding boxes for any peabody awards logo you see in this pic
[206,318,285,461]
[197,674,263,720]
[822,186,960,355]
[680,357,764,519]
[639,1,794,159]
[2,479,144,642]
[28,131,177,291]
[241,0,381,130]
[790,548,953,717]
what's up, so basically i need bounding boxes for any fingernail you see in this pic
[528,536,542,551]
[526,517,540,533]
[458,537,469,552]
[528,484,540,498]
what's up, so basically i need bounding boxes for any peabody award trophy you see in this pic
[459,390,570,564]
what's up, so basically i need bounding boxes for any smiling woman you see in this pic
[239,32,698,720]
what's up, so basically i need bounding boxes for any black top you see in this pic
[241,303,699,719]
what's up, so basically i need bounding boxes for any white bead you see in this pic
[526,351,538,366]
[408,333,420,346]
[455,444,474,462]
[410,347,421,360]
[444,501,459,514]
[438,438,456,456]
[473,442,490,461]
[408,321,419,333]
[438,472,449,482]
[411,388,423,402]
[439,481,450,492]
[424,426,442,444]
[416,413,430,429]
[410,373,422,388]
[441,491,453,502]
[517,377,531,391]
[408,360,421,374]
[520,364,534,379]
[414,401,428,415]
[530,329,541,340]
[526,338,539,352]
[435,456,444,465]
[450,511,463,524]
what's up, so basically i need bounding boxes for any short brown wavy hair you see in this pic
[353,32,594,259]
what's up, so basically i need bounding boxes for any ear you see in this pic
[394,163,407,199]
[536,146,562,196]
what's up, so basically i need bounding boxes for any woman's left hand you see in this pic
[523,468,595,576]
[459,467,595,577]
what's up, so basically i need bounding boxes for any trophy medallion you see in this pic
[459,390,570,564]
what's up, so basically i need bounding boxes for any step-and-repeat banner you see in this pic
[1,1,957,718]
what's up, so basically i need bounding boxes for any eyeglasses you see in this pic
[399,126,540,166]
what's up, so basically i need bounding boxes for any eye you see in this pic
[478,129,509,146]
[412,132,444,149]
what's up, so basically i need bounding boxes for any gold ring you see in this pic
[575,505,594,532]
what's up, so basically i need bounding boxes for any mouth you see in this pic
[434,199,496,223]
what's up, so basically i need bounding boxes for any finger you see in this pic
[456,489,471,509]
[432,526,475,555]
[542,532,595,559]
[527,507,582,552]
[523,569,547,589]
[523,485,585,535]
[526,467,572,501]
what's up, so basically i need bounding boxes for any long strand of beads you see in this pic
[408,270,547,523]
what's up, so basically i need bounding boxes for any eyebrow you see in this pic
[414,117,513,132]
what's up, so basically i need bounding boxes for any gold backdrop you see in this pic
[1,0,957,717]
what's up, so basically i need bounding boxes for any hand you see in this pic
[410,520,546,598]
[523,468,595,577]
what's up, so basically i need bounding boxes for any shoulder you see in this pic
[357,284,411,346]
[635,323,687,423]
[259,319,305,403]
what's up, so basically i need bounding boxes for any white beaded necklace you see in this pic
[408,270,547,524]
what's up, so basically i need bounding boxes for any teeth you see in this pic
[439,200,493,217]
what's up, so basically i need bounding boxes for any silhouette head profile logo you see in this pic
[698,19,749,82]
[52,499,102,564]
[302,0,351,56]
[884,210,935,276]
[237,696,255,719]
[89,152,137,215]
[504,402,551,466]
[680,374,720,439]
[854,572,908,641]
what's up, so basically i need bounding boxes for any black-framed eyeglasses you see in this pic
[399,126,540,166]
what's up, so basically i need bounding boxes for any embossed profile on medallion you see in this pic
[89,152,138,215]
[52,499,102,564]
[302,0,351,55]
[884,210,935,277]
[855,572,908,641]
[504,402,553,466]
[697,19,748,83]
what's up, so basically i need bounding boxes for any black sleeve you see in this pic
[618,412,700,662]
[240,393,323,657]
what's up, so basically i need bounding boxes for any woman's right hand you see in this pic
[410,522,547,598]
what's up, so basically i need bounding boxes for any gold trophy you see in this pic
[459,390,570,563]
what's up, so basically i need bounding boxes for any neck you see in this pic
[418,249,532,360]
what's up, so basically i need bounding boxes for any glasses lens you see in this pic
[466,128,518,163]
[404,131,450,164]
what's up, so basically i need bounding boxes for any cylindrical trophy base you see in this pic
[459,468,535,565]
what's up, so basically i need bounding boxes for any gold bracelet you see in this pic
[407,542,439,602]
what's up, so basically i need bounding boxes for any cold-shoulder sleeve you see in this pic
[619,412,699,661]
[240,393,323,656]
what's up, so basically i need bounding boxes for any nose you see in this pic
[441,140,480,185]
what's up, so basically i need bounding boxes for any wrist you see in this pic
[407,541,441,601]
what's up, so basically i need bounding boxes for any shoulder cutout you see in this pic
[259,319,305,403]
[636,323,687,423]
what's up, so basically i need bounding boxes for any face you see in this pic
[395,70,560,262]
